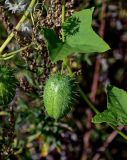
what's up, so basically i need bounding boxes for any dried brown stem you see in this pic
[90,0,107,103]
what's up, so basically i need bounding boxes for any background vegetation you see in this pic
[0,0,127,159]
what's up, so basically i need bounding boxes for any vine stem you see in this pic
[0,0,36,55]
[79,88,99,114]
[61,0,72,73]
[61,0,127,141]
[80,88,127,140]
[61,0,68,73]
[62,0,65,42]
[0,43,33,60]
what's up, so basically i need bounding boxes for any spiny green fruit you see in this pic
[43,73,78,120]
[0,66,17,106]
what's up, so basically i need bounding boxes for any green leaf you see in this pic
[92,85,127,126]
[43,8,110,62]
[43,28,74,62]
[64,7,110,54]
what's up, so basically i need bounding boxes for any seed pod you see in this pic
[0,66,17,106]
[43,73,78,120]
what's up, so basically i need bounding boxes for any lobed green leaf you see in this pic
[43,8,110,62]
[92,85,127,126]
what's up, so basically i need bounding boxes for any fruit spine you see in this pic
[0,66,17,106]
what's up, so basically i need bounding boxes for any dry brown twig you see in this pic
[90,0,107,103]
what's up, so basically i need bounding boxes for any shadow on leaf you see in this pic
[62,16,81,38]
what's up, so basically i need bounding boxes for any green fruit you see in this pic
[0,66,17,106]
[43,73,77,120]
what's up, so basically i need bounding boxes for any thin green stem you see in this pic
[79,83,127,140]
[80,87,127,140]
[111,126,127,140]
[0,55,15,60]
[61,0,74,76]
[0,0,36,55]
[80,88,127,140]
[64,54,127,141]
[61,0,67,73]
[61,0,65,42]
[1,43,32,58]
[79,87,100,114]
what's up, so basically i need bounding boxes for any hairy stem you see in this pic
[0,0,36,55]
